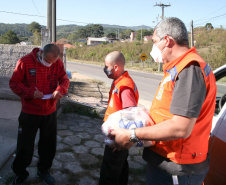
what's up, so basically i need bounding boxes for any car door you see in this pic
[204,64,226,185]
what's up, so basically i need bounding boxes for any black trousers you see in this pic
[12,111,57,176]
[99,145,129,185]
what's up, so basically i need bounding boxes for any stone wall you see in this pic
[0,44,66,101]
[0,44,38,77]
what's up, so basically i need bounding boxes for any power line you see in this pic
[194,5,226,23]
[32,0,41,17]
[206,13,226,21]
[0,10,89,25]
[31,0,46,24]
[195,13,226,24]
[194,13,226,27]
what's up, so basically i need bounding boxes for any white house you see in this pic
[130,32,137,42]
[144,36,153,42]
[87,37,109,46]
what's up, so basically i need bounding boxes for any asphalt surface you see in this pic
[0,76,148,185]
[66,61,163,104]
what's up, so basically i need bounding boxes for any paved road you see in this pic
[67,62,163,102]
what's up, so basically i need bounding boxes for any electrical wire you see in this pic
[0,10,89,25]
[194,13,226,27]
[194,5,226,23]
[31,0,46,24]
[31,0,41,17]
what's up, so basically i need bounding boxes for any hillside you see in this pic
[0,23,32,37]
[0,23,152,40]
[66,28,226,70]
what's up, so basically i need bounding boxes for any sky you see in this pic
[0,0,226,30]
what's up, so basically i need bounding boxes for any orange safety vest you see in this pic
[149,47,217,164]
[103,71,139,121]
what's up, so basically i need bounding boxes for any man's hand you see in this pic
[110,128,133,150]
[34,90,44,99]
[51,91,63,100]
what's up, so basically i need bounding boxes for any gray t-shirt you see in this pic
[143,62,208,174]
[170,62,206,118]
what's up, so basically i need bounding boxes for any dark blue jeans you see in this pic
[146,163,209,185]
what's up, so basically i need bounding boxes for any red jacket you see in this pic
[9,48,69,115]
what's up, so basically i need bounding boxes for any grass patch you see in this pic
[62,103,100,118]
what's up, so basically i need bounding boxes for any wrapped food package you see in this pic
[102,107,156,147]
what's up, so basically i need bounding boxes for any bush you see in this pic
[67,28,226,71]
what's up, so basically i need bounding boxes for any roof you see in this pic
[64,44,76,48]
[87,37,109,42]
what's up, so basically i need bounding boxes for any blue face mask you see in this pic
[103,67,115,79]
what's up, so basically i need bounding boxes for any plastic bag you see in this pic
[102,107,156,147]
[66,70,72,79]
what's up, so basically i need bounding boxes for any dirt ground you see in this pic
[67,73,109,108]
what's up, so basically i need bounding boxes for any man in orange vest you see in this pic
[111,17,217,185]
[99,51,139,185]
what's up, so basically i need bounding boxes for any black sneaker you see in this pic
[37,170,55,185]
[12,171,29,185]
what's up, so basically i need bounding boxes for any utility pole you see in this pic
[46,0,56,43]
[141,27,142,41]
[154,2,171,20]
[154,2,171,71]
[191,20,194,48]
[47,0,52,35]
[52,0,56,42]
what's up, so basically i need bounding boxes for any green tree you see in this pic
[86,25,94,37]
[76,24,104,39]
[28,22,41,45]
[205,23,214,31]
[92,24,104,37]
[28,22,41,33]
[77,28,88,38]
[107,33,116,38]
[32,30,41,45]
[67,33,79,43]
[120,29,134,39]
[0,30,20,44]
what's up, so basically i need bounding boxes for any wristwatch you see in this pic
[129,128,139,143]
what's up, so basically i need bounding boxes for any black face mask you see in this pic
[103,67,115,79]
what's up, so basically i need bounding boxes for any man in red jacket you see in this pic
[9,44,69,185]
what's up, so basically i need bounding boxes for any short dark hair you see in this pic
[43,44,60,58]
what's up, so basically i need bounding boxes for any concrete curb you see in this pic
[60,97,106,119]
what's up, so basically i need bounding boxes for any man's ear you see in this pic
[164,35,175,48]
[114,64,119,72]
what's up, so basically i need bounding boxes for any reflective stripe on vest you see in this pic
[204,63,211,77]
[166,66,178,82]
[149,47,217,164]
[103,71,139,121]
